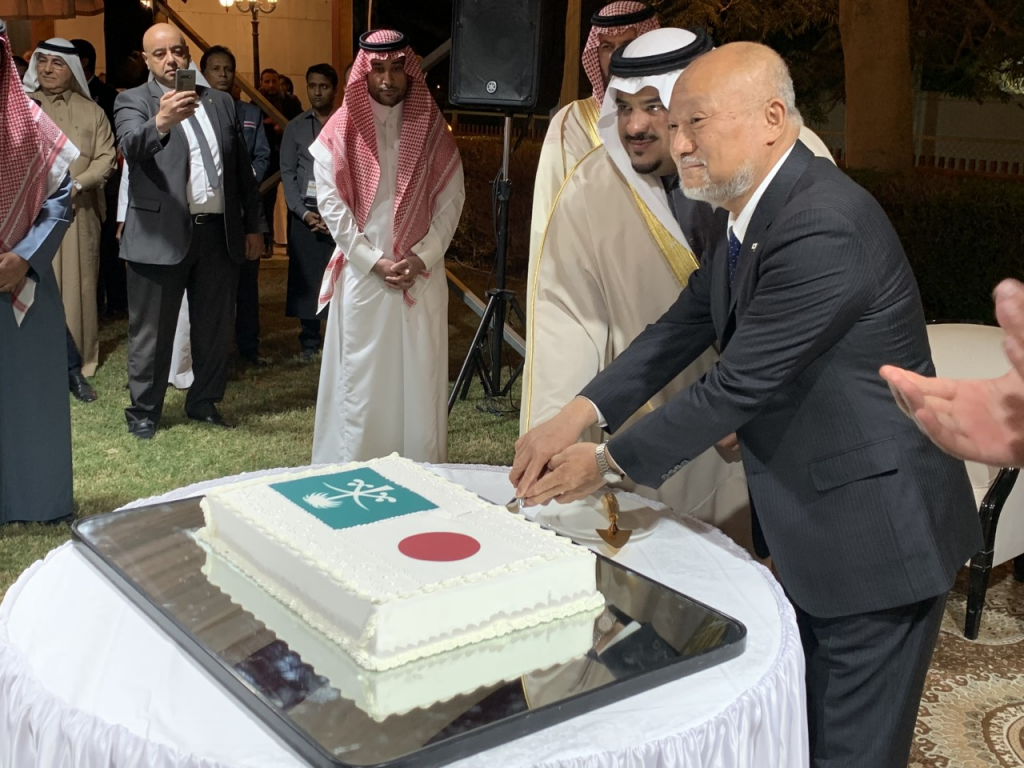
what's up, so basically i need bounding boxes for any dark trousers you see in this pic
[97,191,127,315]
[66,326,82,376]
[262,182,279,245]
[796,593,947,767]
[235,258,260,356]
[299,318,323,351]
[124,219,238,426]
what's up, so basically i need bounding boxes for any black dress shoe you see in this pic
[128,419,156,439]
[188,410,235,429]
[69,372,98,403]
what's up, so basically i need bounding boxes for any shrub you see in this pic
[452,136,1024,325]
[451,136,541,270]
[848,170,1024,324]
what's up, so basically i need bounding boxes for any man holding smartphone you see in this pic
[114,22,266,439]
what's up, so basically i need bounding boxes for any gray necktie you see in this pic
[186,114,220,189]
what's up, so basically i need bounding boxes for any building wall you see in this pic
[53,13,104,69]
[810,91,1024,165]
[52,0,333,109]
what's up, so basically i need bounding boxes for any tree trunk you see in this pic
[560,0,582,107]
[839,0,914,171]
[332,0,354,88]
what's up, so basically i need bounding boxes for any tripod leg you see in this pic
[448,293,500,414]
[496,295,527,397]
[463,346,489,400]
[510,295,526,326]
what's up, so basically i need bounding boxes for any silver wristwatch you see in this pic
[595,443,623,484]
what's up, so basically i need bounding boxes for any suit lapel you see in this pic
[727,140,814,318]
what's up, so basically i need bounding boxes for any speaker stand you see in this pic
[449,114,525,414]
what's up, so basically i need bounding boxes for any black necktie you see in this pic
[186,113,220,189]
[728,229,742,287]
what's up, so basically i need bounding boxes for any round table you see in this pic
[0,464,807,768]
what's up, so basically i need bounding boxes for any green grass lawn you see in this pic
[0,259,523,597]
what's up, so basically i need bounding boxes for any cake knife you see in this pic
[596,492,632,549]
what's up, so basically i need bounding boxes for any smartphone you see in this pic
[174,68,197,92]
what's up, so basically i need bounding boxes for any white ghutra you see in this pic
[303,479,399,511]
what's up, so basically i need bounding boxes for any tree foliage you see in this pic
[652,0,1024,119]
[913,0,1024,99]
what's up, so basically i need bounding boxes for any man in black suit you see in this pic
[72,37,127,318]
[512,43,982,767]
[115,23,265,439]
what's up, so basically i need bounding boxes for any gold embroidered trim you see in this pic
[628,187,699,288]
[523,144,605,432]
[577,97,601,148]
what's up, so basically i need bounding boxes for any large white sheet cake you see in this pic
[197,455,605,671]
[203,547,600,721]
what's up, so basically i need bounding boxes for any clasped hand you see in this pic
[372,253,426,291]
[509,398,605,505]
[0,252,30,294]
[155,89,198,134]
[303,211,329,235]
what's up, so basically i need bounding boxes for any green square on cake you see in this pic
[269,468,435,530]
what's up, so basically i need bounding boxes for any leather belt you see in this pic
[191,213,224,225]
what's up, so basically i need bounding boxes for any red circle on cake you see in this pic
[398,532,481,562]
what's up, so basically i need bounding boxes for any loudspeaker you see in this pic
[450,0,568,112]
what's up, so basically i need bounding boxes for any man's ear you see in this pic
[764,97,786,141]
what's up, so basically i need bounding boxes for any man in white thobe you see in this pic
[311,30,465,464]
[530,1,660,233]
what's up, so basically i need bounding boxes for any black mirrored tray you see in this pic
[72,496,746,767]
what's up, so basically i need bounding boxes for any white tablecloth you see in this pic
[0,464,808,768]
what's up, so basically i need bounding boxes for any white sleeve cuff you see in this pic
[347,239,385,276]
[580,397,608,429]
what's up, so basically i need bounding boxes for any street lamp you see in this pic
[219,0,278,79]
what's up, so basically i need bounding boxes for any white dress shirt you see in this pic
[727,143,795,245]
[157,84,224,214]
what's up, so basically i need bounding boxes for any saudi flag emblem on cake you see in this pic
[269,468,436,530]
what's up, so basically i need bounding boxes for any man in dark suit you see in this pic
[512,42,982,767]
[71,38,116,124]
[200,44,271,366]
[115,23,265,439]
[71,37,127,318]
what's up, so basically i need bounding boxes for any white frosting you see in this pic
[198,455,605,671]
[203,548,600,721]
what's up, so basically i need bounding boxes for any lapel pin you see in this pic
[751,243,759,251]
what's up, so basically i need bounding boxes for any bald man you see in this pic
[513,43,980,767]
[114,23,265,439]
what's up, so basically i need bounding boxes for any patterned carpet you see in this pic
[912,563,1024,767]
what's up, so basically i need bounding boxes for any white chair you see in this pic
[926,322,1024,639]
